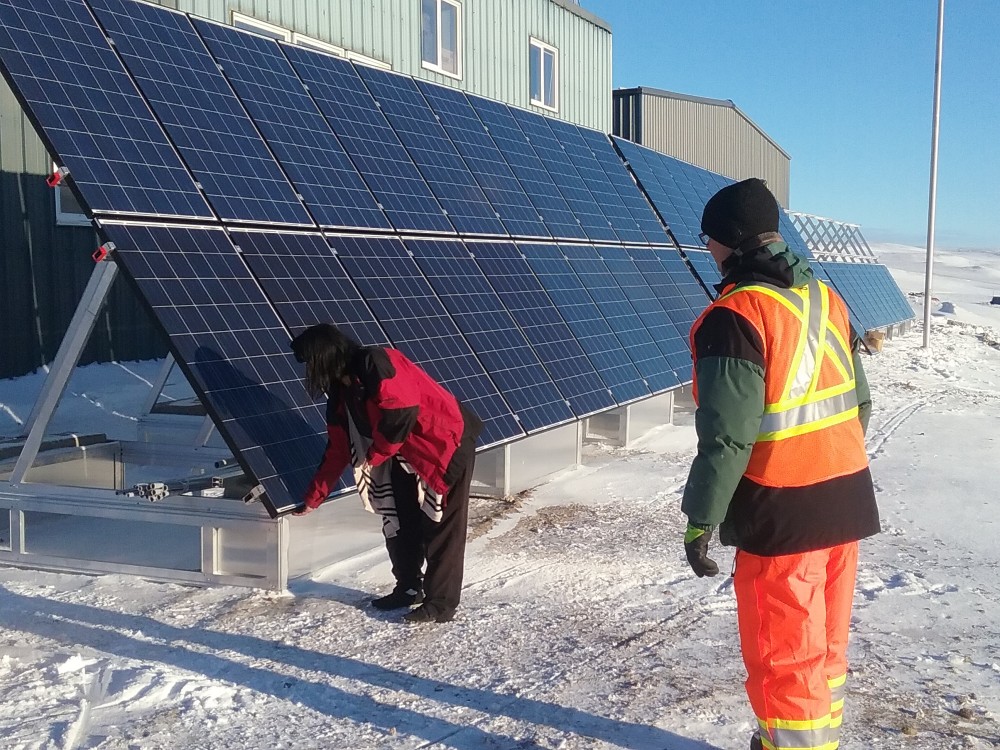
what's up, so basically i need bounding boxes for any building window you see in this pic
[421,0,461,78]
[529,37,558,111]
[53,163,90,226]
[232,12,292,41]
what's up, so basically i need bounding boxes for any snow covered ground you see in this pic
[1,244,999,749]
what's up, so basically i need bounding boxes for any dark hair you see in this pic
[289,324,360,398]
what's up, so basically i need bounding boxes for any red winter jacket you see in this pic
[303,347,482,509]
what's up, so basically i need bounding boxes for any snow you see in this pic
[2,244,1000,749]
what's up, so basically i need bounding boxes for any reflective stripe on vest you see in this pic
[719,280,858,442]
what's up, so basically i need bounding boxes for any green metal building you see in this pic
[0,0,612,379]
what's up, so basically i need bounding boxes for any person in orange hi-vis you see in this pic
[680,178,880,750]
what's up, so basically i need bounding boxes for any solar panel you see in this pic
[0,0,211,218]
[328,234,522,447]
[596,245,690,375]
[405,239,574,432]
[613,137,731,248]
[228,230,388,347]
[655,248,712,313]
[821,262,914,333]
[101,223,328,517]
[685,249,724,291]
[192,19,391,232]
[415,81,550,239]
[90,0,314,226]
[469,97,586,241]
[543,119,646,244]
[519,243,650,405]
[573,127,670,245]
[353,66,506,238]
[626,246,704,340]
[560,245,680,393]
[778,208,816,259]
[469,242,617,417]
[282,45,454,235]
[508,107,619,243]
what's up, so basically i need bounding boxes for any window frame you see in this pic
[529,36,559,112]
[52,163,90,227]
[231,12,292,42]
[421,0,462,80]
[290,32,346,57]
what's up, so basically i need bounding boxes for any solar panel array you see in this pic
[13,0,924,517]
[819,263,915,333]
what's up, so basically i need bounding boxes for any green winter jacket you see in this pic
[681,241,878,554]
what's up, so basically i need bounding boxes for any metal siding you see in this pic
[631,92,790,207]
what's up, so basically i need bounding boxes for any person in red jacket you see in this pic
[290,323,482,624]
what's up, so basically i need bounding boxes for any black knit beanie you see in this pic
[700,178,780,251]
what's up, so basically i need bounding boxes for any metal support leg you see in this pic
[141,353,175,416]
[195,415,216,447]
[11,260,119,484]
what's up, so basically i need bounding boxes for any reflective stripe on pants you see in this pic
[735,542,859,750]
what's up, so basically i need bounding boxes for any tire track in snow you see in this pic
[866,390,948,460]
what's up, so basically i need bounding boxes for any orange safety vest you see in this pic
[692,279,868,488]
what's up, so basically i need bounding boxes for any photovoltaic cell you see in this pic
[282,45,454,235]
[519,244,650,405]
[328,234,522,447]
[596,245,689,375]
[470,242,616,417]
[561,245,679,392]
[192,20,391,231]
[508,107,619,243]
[469,97,586,241]
[405,239,573,432]
[229,230,388,347]
[101,223,328,517]
[416,81,550,239]
[574,126,670,245]
[89,0,311,225]
[0,0,211,218]
[354,67,506,237]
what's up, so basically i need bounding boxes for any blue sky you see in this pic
[582,1,997,250]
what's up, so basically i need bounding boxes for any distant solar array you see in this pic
[0,0,911,516]
[820,263,915,333]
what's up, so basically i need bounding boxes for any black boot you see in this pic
[371,586,423,611]
[403,603,456,624]
[749,731,763,750]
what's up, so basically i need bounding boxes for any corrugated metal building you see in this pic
[0,0,612,379]
[613,87,791,208]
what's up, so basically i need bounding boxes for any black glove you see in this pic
[684,523,720,578]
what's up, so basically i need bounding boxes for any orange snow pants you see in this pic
[734,541,859,750]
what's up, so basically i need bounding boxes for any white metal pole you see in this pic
[922,0,945,349]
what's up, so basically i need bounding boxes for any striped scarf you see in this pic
[345,408,444,539]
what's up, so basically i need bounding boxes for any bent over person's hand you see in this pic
[684,523,720,577]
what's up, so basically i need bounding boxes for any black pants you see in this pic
[384,449,474,615]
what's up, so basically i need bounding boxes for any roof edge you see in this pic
[615,86,790,160]
[549,0,611,33]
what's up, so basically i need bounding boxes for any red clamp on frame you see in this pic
[93,242,114,263]
[47,166,70,188]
